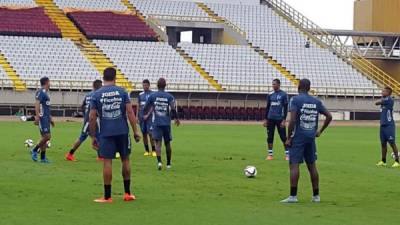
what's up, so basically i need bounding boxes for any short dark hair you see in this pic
[103,67,116,81]
[298,79,311,92]
[157,78,167,89]
[93,79,102,90]
[142,79,150,85]
[40,77,49,86]
[384,87,393,95]
[273,79,281,85]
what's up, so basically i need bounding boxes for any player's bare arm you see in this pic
[317,111,332,137]
[88,108,99,150]
[126,102,141,143]
[34,100,40,125]
[375,100,383,106]
[285,111,297,147]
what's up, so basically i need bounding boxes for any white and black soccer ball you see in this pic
[46,141,51,148]
[24,139,34,148]
[391,152,398,159]
[244,166,257,178]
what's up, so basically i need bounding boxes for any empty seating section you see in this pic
[0,36,100,87]
[130,0,213,21]
[179,43,293,91]
[0,0,36,7]
[0,8,61,37]
[208,3,378,91]
[68,12,157,41]
[54,0,127,11]
[94,40,210,90]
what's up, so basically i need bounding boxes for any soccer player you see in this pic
[375,87,399,168]
[281,79,332,203]
[263,79,289,160]
[30,77,54,163]
[143,78,180,170]
[138,79,156,156]
[65,79,102,161]
[89,67,141,203]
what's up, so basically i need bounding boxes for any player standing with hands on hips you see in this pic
[375,87,400,168]
[89,67,141,203]
[281,79,332,203]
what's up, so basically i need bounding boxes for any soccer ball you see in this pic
[24,139,34,148]
[46,141,51,148]
[391,152,398,159]
[244,166,257,178]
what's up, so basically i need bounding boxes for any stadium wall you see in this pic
[354,0,400,81]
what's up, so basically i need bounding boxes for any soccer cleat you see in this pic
[31,150,38,162]
[280,196,298,203]
[285,155,289,161]
[376,161,387,167]
[391,162,400,168]
[40,158,51,164]
[123,193,136,201]
[311,195,321,203]
[166,165,172,169]
[144,151,150,156]
[266,155,274,160]
[157,162,162,170]
[151,151,157,157]
[94,197,113,203]
[65,153,76,162]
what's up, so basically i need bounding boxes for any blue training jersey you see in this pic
[380,97,395,126]
[35,88,51,120]
[138,90,153,122]
[266,90,288,120]
[145,90,175,127]
[289,93,327,139]
[82,91,94,123]
[90,85,130,137]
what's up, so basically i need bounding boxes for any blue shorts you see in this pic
[78,122,100,142]
[99,134,131,159]
[152,126,172,142]
[380,125,396,144]
[39,117,51,135]
[139,119,153,134]
[288,137,317,164]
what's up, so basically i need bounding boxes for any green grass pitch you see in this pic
[0,121,399,225]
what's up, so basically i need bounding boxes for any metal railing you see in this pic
[147,14,214,22]
[0,78,381,97]
[266,0,400,95]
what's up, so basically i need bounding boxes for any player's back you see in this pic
[290,93,325,140]
[148,90,174,126]
[91,85,130,137]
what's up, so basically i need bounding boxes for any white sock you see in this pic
[268,149,273,156]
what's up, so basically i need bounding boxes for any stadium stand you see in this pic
[0,36,100,87]
[54,0,127,11]
[68,12,157,41]
[178,43,294,92]
[93,40,212,90]
[0,7,61,37]
[130,0,213,21]
[0,0,36,7]
[207,3,379,91]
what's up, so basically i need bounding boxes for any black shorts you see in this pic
[267,119,287,144]
[99,134,131,159]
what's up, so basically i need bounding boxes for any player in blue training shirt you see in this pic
[144,78,180,170]
[137,79,156,157]
[89,67,141,203]
[375,87,399,168]
[263,79,289,160]
[281,79,332,203]
[30,77,54,163]
[65,79,102,162]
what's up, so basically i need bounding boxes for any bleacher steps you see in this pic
[175,47,225,91]
[35,0,133,91]
[0,51,26,91]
